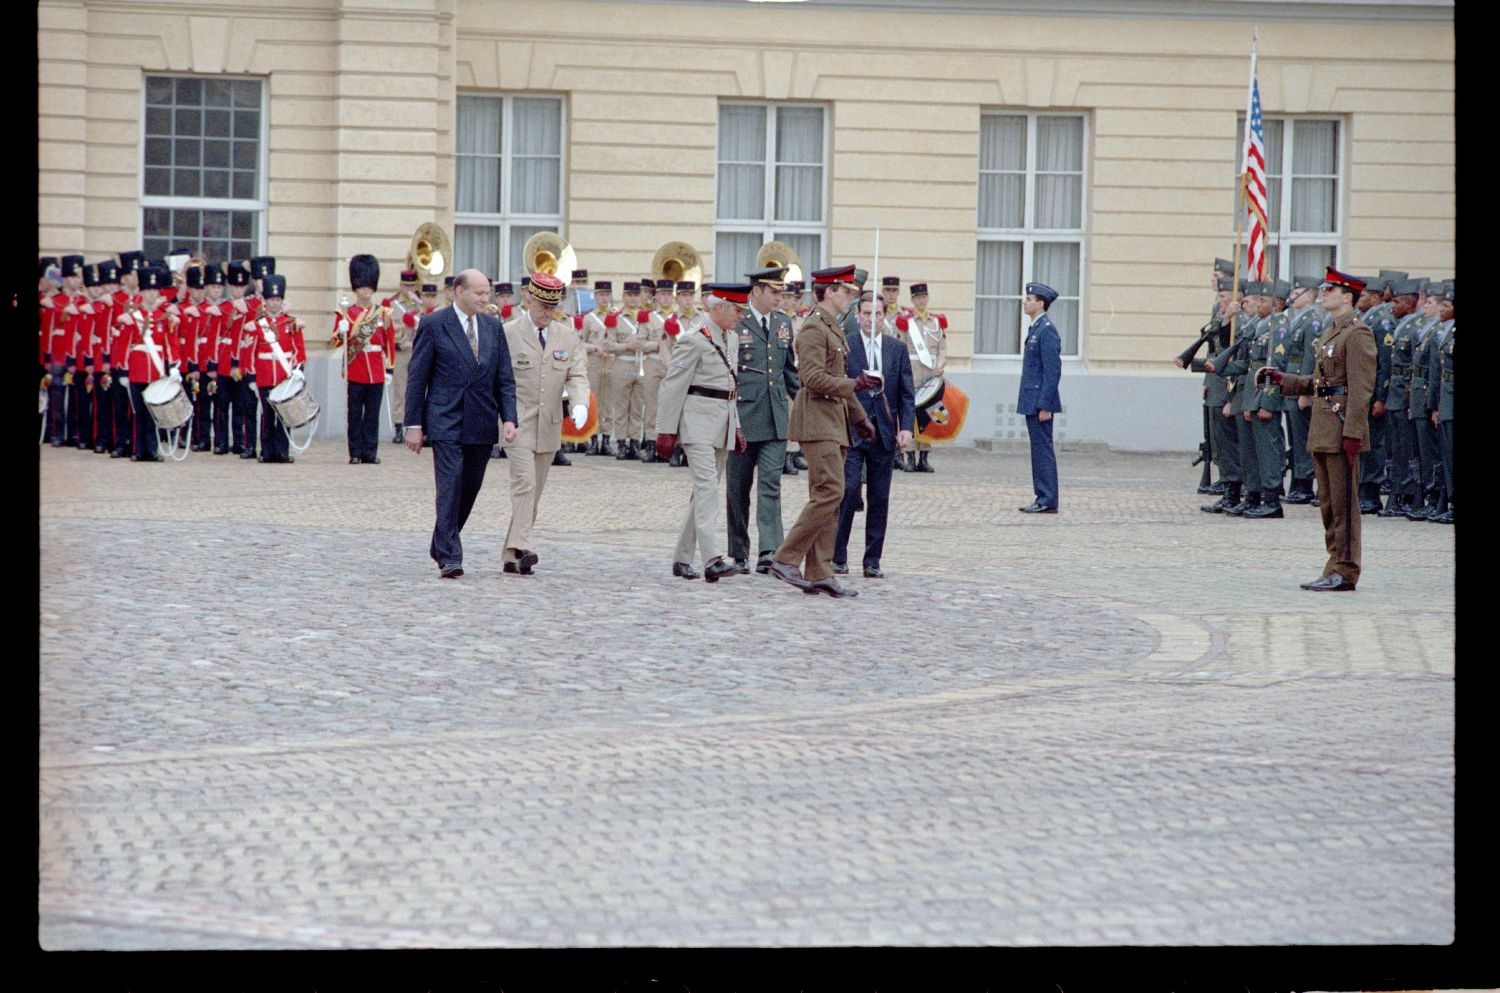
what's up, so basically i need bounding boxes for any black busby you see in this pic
[139,267,172,291]
[349,253,380,292]
[262,274,287,299]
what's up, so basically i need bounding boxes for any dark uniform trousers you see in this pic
[73,376,94,448]
[774,439,845,583]
[1252,412,1282,492]
[93,376,114,450]
[726,439,787,562]
[129,381,159,458]
[191,380,212,448]
[259,384,289,461]
[1211,405,1241,483]
[109,377,133,453]
[1287,403,1313,482]
[1411,408,1440,504]
[47,364,70,444]
[236,376,259,454]
[834,443,895,569]
[1236,415,1261,494]
[1312,452,1363,586]
[347,380,384,461]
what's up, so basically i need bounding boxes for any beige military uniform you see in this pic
[501,311,590,562]
[607,308,647,442]
[639,307,676,444]
[386,290,421,426]
[657,317,741,567]
[580,306,613,436]
[899,310,948,453]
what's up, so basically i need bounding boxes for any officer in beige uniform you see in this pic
[609,282,649,459]
[655,283,748,583]
[640,281,679,464]
[894,282,948,472]
[578,279,614,456]
[765,265,878,598]
[500,272,590,575]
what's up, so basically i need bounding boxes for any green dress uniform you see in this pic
[1406,301,1443,519]
[1378,295,1423,516]
[1433,317,1454,523]
[1202,304,1242,506]
[725,302,801,569]
[1282,297,1323,501]
[1209,302,1263,514]
[1426,313,1453,518]
[1356,292,1396,511]
[1245,308,1287,515]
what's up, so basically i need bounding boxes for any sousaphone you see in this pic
[755,241,804,284]
[522,231,576,284]
[406,223,451,284]
[652,240,702,288]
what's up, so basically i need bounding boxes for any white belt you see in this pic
[256,352,278,360]
[361,345,383,353]
[217,337,234,344]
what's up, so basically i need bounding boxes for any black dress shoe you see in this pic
[672,561,700,580]
[93,445,107,454]
[1244,498,1284,518]
[110,449,128,458]
[863,565,884,578]
[1433,508,1454,524]
[732,559,750,575]
[1358,499,1382,515]
[349,457,363,464]
[552,450,571,466]
[366,456,381,465]
[832,562,849,575]
[704,557,737,583]
[502,561,534,575]
[804,577,858,598]
[190,443,210,452]
[130,452,164,462]
[439,564,464,578]
[792,451,808,471]
[1299,573,1355,591]
[754,557,773,575]
[765,560,809,590]
[782,454,799,476]
[212,447,228,455]
[231,444,244,454]
[1018,501,1056,513]
[240,450,258,459]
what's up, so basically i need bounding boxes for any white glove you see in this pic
[570,404,587,430]
[169,366,182,383]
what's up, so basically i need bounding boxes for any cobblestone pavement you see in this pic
[38,439,1454,949]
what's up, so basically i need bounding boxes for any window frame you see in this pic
[973,110,1089,359]
[714,100,830,275]
[138,72,269,258]
[1234,113,1345,279]
[453,92,568,280]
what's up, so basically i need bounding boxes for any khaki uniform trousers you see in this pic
[1312,451,1363,587]
[586,354,606,434]
[503,446,553,560]
[389,347,409,427]
[774,439,846,582]
[673,442,728,566]
[641,358,667,441]
[609,359,644,441]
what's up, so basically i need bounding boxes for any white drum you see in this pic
[143,377,193,430]
[267,369,319,429]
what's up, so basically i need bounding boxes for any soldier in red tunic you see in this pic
[251,274,307,464]
[122,267,180,462]
[330,254,393,464]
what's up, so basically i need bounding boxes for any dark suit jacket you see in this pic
[844,330,916,452]
[1017,312,1062,415]
[404,305,517,444]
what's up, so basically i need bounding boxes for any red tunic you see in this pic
[108,291,139,371]
[332,304,390,385]
[231,297,263,377]
[251,312,306,389]
[123,303,178,383]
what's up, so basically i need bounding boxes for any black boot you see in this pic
[894,451,907,472]
[792,450,808,471]
[670,445,687,467]
[1379,459,1394,495]
[1378,494,1408,518]
[1244,491,1284,518]
[916,451,934,473]
[783,452,799,476]
[1225,488,1259,516]
[1205,479,1228,495]
[905,451,918,472]
[597,433,614,456]
[586,435,599,456]
[642,439,657,463]
[1202,481,1241,514]
[618,437,637,460]
[552,449,571,466]
[1285,479,1313,504]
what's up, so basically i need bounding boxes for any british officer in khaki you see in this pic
[500,271,590,575]
[765,264,878,598]
[654,283,748,583]
[1257,266,1378,591]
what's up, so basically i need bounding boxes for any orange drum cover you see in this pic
[560,391,601,443]
[915,381,969,444]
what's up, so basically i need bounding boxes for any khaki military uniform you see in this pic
[607,309,648,443]
[656,317,741,567]
[1279,311,1377,587]
[501,312,590,562]
[639,307,676,443]
[898,310,947,454]
[580,306,613,436]
[772,308,870,582]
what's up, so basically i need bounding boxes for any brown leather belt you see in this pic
[689,385,734,401]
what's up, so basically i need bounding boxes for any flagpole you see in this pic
[1230,29,1258,345]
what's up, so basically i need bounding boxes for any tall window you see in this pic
[973,113,1086,356]
[716,103,826,282]
[141,75,265,262]
[1233,116,1341,278]
[455,94,565,281]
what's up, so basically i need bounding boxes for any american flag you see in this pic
[1241,70,1269,281]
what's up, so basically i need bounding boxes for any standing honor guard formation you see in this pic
[330,254,395,465]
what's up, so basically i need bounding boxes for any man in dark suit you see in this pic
[1018,281,1063,513]
[834,295,916,578]
[404,269,518,578]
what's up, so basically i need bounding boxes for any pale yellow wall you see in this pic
[39,0,1454,366]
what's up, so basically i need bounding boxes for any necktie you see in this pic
[466,314,478,359]
[868,339,879,374]
[537,323,546,351]
[761,315,769,339]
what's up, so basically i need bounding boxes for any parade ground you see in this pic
[38,439,1455,949]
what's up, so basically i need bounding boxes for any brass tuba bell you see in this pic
[755,241,804,284]
[652,240,702,288]
[407,223,452,284]
[522,231,576,284]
